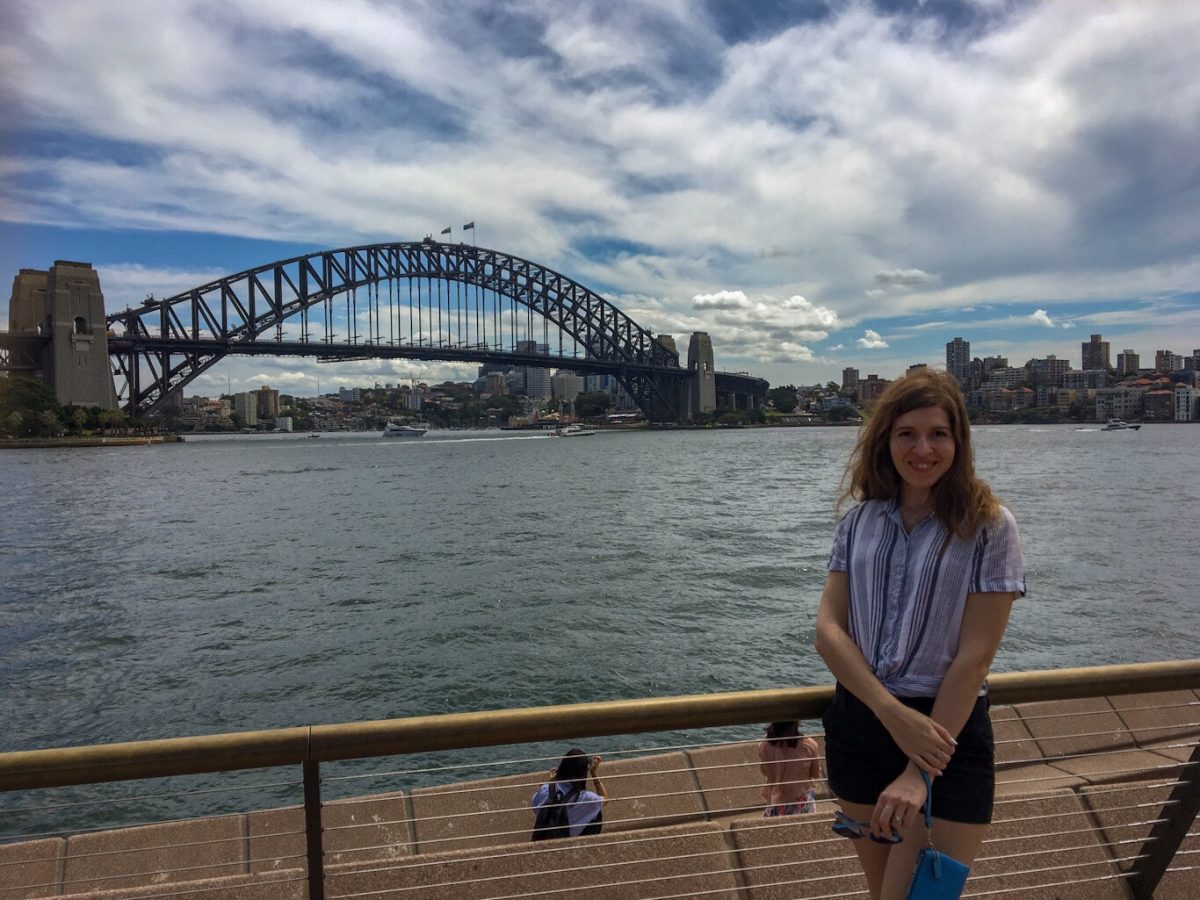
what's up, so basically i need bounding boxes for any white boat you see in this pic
[382,422,427,438]
[550,424,596,437]
[1101,418,1141,431]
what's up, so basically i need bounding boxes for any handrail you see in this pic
[2,658,1198,792]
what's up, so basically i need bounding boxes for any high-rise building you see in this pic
[945,337,970,386]
[551,371,585,403]
[256,385,280,419]
[1081,334,1110,371]
[232,391,259,426]
[513,340,552,399]
[842,367,859,391]
[1154,350,1179,372]
[1117,350,1140,375]
[1027,355,1069,387]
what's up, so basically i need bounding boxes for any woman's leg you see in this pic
[877,817,989,900]
[835,799,894,899]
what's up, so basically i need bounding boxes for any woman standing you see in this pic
[814,369,1024,899]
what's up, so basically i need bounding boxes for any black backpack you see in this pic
[531,782,583,841]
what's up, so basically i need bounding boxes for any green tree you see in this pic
[767,386,799,413]
[0,376,62,424]
[70,407,89,434]
[575,391,611,419]
[98,409,127,433]
[37,409,64,436]
[4,410,24,437]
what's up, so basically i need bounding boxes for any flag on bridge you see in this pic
[440,227,451,235]
[462,221,475,230]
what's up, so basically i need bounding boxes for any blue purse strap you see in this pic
[919,770,944,877]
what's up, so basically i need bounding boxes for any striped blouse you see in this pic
[826,499,1026,698]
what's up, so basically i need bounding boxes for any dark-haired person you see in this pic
[814,368,1025,900]
[530,748,608,838]
[758,720,820,816]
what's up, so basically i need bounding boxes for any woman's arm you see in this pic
[815,571,957,774]
[870,591,1017,836]
[589,755,608,801]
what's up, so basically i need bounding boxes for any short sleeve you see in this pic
[969,506,1026,596]
[826,509,853,572]
[530,784,549,809]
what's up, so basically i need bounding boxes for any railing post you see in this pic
[1126,739,1200,899]
[303,760,326,900]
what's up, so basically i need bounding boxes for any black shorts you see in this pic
[822,683,995,825]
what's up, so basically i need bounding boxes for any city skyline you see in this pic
[2,1,1198,394]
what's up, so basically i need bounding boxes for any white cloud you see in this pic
[1029,308,1056,327]
[1,0,1197,388]
[857,329,889,349]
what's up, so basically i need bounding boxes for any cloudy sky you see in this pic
[2,0,1198,394]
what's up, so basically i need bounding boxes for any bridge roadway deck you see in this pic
[1,689,1197,899]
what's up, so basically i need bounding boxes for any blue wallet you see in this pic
[904,771,970,899]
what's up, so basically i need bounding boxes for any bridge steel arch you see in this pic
[105,241,686,421]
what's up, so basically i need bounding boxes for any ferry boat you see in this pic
[382,422,428,438]
[550,423,596,437]
[1101,417,1141,431]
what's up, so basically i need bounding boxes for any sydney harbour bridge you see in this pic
[1,240,768,423]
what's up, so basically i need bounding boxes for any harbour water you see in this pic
[1,423,1198,831]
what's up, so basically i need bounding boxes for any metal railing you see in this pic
[1,659,1198,899]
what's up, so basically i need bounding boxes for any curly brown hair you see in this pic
[838,369,1000,539]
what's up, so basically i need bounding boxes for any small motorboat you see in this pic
[1101,418,1141,431]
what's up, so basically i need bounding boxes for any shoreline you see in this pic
[0,434,183,450]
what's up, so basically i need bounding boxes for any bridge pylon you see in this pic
[7,261,118,409]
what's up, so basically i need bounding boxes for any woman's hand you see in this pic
[589,754,602,774]
[880,703,956,776]
[871,764,927,839]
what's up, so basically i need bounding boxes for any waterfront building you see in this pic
[1026,355,1070,388]
[984,387,1035,412]
[1063,369,1111,390]
[338,387,360,403]
[482,373,507,395]
[504,371,526,396]
[1095,387,1144,421]
[232,391,259,427]
[841,367,859,392]
[856,374,889,406]
[256,385,280,420]
[584,373,617,395]
[551,371,585,403]
[1082,333,1111,371]
[1152,348,1180,372]
[1117,350,1140,376]
[1144,389,1175,421]
[982,367,1028,389]
[402,385,423,411]
[275,416,293,432]
[1175,386,1197,421]
[514,340,552,399]
[945,337,969,387]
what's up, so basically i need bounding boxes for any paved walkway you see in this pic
[1,689,1197,899]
